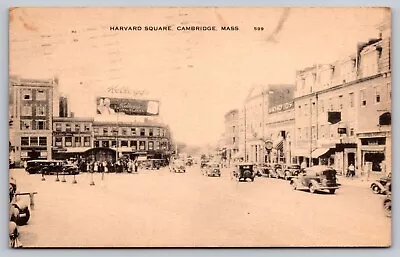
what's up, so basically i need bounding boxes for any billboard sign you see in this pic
[96,97,160,116]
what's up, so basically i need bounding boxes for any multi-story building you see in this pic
[293,19,391,176]
[239,84,294,164]
[52,116,172,163]
[9,76,57,164]
[223,109,239,164]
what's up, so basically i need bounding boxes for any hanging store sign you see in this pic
[268,101,294,114]
[96,97,160,116]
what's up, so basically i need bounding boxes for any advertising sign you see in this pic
[96,97,160,116]
[268,101,294,114]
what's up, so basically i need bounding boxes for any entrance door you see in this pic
[28,150,40,160]
[347,152,355,166]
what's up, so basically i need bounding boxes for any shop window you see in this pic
[21,120,32,130]
[360,89,367,106]
[55,137,62,147]
[22,105,32,116]
[140,128,145,136]
[84,137,90,147]
[65,137,72,147]
[39,137,47,146]
[55,123,62,132]
[30,137,38,146]
[36,90,46,101]
[75,137,81,147]
[21,137,29,146]
[36,120,46,130]
[22,90,31,100]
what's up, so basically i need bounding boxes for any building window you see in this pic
[84,137,90,147]
[148,141,154,150]
[121,140,128,147]
[233,126,236,133]
[350,128,354,136]
[338,95,343,110]
[320,100,324,112]
[94,141,100,148]
[30,137,38,146]
[36,90,46,101]
[22,90,32,100]
[375,87,381,103]
[349,92,354,108]
[55,123,62,132]
[122,128,127,136]
[149,128,153,137]
[154,128,160,137]
[140,128,145,136]
[111,140,117,147]
[20,120,32,130]
[22,105,32,116]
[65,137,72,147]
[36,120,46,130]
[297,128,302,140]
[94,128,99,134]
[75,137,81,147]
[155,141,160,150]
[360,89,367,106]
[102,141,109,148]
[103,127,108,134]
[74,124,80,132]
[66,123,71,132]
[320,125,325,138]
[21,137,29,146]
[39,137,47,146]
[84,124,90,132]
[139,141,145,150]
[304,104,308,116]
[131,128,136,136]
[233,137,236,144]
[130,141,137,150]
[55,137,62,147]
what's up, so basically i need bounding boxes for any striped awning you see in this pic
[274,139,284,150]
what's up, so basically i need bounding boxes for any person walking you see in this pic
[348,163,355,178]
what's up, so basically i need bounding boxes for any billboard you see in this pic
[96,97,160,116]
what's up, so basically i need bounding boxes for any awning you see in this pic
[311,148,333,158]
[274,140,284,150]
[65,147,91,153]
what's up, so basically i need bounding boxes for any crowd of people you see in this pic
[72,158,169,173]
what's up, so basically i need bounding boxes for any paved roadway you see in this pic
[10,165,391,247]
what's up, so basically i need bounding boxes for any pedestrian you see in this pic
[93,161,98,173]
[134,159,139,173]
[348,163,355,178]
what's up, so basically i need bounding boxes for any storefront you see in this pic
[357,131,390,175]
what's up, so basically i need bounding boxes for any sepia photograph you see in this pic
[8,7,392,248]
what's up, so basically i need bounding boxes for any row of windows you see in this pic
[296,126,355,140]
[20,120,47,130]
[22,89,47,101]
[93,140,167,151]
[55,123,91,132]
[21,136,47,146]
[21,105,47,116]
[54,137,91,147]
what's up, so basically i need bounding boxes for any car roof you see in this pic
[304,165,336,175]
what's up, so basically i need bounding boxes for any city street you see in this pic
[11,165,391,248]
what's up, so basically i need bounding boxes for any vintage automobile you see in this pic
[256,163,272,177]
[282,164,302,180]
[25,160,63,174]
[290,166,340,194]
[383,192,392,218]
[371,172,391,195]
[233,163,256,182]
[9,177,35,226]
[170,160,186,173]
[143,159,161,170]
[267,163,282,178]
[203,163,221,177]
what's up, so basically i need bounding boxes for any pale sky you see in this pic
[9,7,389,146]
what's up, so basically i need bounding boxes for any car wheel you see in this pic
[372,185,381,194]
[16,207,30,226]
[290,180,297,190]
[309,184,316,194]
[329,189,336,194]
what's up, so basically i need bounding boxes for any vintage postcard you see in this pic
[8,7,391,248]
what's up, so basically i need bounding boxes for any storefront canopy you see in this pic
[311,148,334,158]
[65,147,91,153]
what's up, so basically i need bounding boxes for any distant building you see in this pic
[222,109,240,164]
[59,96,68,117]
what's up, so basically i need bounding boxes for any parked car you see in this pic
[170,160,186,173]
[268,163,282,178]
[283,164,302,180]
[203,163,221,177]
[370,172,391,195]
[62,164,80,175]
[232,163,256,182]
[25,160,63,174]
[290,166,340,194]
[383,192,392,218]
